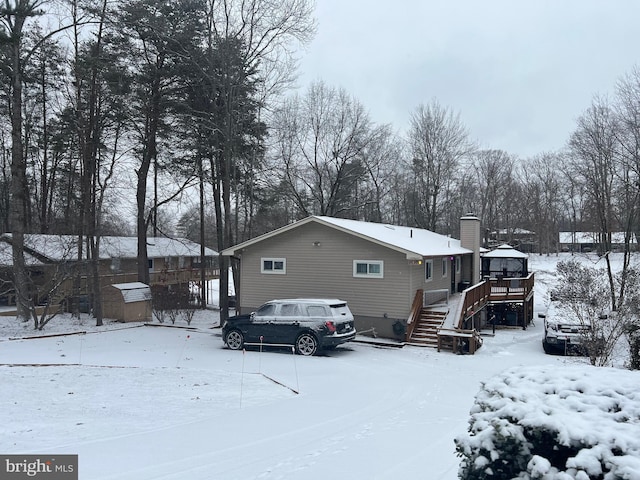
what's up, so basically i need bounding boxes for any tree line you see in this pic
[1,0,639,325]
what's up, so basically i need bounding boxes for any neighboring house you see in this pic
[0,234,218,311]
[221,215,482,339]
[558,231,638,253]
[489,228,537,253]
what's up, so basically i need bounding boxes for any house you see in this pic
[0,234,218,312]
[489,228,537,253]
[558,231,638,253]
[221,215,482,340]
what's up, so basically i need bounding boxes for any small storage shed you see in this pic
[103,282,152,322]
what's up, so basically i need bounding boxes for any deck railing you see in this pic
[488,272,535,302]
[405,289,424,342]
[455,281,491,328]
[453,272,535,329]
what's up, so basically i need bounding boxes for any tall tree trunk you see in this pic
[136,83,160,286]
[8,12,30,321]
[199,158,206,308]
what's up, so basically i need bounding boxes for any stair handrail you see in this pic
[456,280,491,329]
[405,289,423,342]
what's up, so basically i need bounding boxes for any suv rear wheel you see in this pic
[296,333,318,356]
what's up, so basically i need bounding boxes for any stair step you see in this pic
[413,332,438,338]
[410,306,450,347]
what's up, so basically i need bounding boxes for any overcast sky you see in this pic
[295,0,640,158]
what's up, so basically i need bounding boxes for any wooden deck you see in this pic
[406,273,534,354]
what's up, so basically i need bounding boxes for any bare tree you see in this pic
[519,153,563,254]
[357,124,404,222]
[204,0,315,323]
[613,67,640,304]
[569,96,619,309]
[1,0,46,320]
[471,149,514,245]
[407,99,474,232]
[273,81,375,217]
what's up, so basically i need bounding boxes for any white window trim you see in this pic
[455,256,461,275]
[261,257,286,274]
[442,257,448,278]
[353,260,384,278]
[425,259,433,282]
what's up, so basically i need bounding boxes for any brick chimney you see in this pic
[460,215,481,285]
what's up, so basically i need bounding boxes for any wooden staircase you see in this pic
[408,308,448,347]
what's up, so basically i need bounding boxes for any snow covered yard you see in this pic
[0,253,638,479]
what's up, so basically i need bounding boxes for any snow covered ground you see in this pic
[0,253,636,479]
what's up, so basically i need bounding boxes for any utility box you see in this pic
[103,282,152,322]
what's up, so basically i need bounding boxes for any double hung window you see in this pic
[353,260,384,278]
[261,258,286,274]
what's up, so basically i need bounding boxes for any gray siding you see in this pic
[237,222,414,320]
[234,222,473,338]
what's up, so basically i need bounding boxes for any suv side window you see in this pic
[255,304,276,317]
[280,304,300,316]
[307,305,329,317]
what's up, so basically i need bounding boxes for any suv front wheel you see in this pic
[225,330,244,350]
[296,333,318,356]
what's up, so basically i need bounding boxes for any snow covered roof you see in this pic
[221,216,472,260]
[0,234,217,263]
[483,244,528,259]
[111,282,152,304]
[495,228,535,235]
[559,231,637,244]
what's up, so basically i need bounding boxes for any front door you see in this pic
[451,257,456,293]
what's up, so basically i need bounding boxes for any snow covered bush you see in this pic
[455,365,640,479]
[552,259,623,366]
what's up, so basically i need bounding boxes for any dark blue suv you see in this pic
[222,299,356,355]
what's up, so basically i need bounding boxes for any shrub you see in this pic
[455,365,640,479]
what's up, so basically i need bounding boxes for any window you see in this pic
[148,258,154,271]
[442,258,448,277]
[261,258,286,274]
[455,256,461,275]
[425,260,433,282]
[353,260,383,278]
[307,305,329,317]
[254,304,276,317]
[280,304,299,316]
